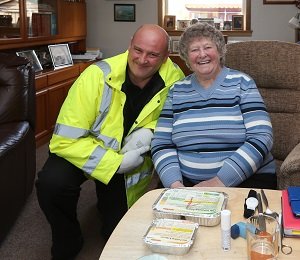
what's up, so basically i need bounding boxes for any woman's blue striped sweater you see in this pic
[151,67,276,188]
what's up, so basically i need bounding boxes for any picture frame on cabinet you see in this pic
[114,4,136,22]
[177,20,190,31]
[223,21,232,30]
[48,44,73,70]
[16,50,43,72]
[232,15,244,30]
[164,15,176,30]
[171,40,180,53]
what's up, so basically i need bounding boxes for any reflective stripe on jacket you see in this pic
[49,51,185,208]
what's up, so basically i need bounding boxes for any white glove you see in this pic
[117,146,150,174]
[120,128,153,154]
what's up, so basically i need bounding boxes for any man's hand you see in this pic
[120,128,153,154]
[117,146,150,174]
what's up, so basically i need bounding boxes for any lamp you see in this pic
[289,12,300,29]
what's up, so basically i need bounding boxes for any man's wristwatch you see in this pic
[243,189,258,218]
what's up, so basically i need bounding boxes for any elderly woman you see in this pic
[151,23,277,189]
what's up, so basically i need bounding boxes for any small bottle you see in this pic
[221,209,231,251]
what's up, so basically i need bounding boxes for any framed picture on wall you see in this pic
[232,15,244,30]
[16,50,43,72]
[48,44,73,70]
[164,15,176,30]
[114,4,136,22]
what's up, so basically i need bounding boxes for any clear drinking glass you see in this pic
[247,214,279,260]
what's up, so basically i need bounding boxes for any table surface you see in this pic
[99,187,300,260]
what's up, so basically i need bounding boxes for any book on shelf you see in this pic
[31,13,51,37]
[282,189,300,237]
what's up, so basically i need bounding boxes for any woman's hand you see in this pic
[193,177,225,187]
[170,181,185,188]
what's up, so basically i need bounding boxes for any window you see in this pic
[168,0,243,23]
[158,0,252,36]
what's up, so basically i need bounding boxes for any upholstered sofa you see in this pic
[0,53,36,243]
[225,40,300,189]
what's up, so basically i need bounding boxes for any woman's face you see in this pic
[187,37,221,82]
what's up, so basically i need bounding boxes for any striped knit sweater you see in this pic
[151,67,276,188]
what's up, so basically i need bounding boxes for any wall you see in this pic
[86,0,298,57]
[86,0,157,58]
[234,1,297,43]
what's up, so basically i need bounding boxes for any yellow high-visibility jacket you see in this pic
[49,51,184,207]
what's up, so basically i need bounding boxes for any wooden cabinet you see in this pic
[35,61,93,147]
[35,76,49,144]
[0,0,86,52]
[1,0,89,147]
[59,1,86,38]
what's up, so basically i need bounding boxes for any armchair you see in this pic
[225,40,300,189]
[0,53,36,243]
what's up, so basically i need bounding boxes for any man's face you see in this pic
[127,29,168,85]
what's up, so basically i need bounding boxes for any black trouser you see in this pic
[35,153,128,259]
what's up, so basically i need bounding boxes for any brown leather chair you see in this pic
[225,40,300,189]
[0,53,36,243]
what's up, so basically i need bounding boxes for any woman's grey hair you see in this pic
[178,22,227,69]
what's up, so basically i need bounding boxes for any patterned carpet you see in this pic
[0,143,105,260]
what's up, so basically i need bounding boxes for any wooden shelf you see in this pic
[0,0,87,52]
[167,30,252,38]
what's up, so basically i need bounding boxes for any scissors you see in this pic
[280,212,293,255]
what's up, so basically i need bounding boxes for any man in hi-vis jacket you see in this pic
[36,24,184,259]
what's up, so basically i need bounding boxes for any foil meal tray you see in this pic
[143,218,199,255]
[152,188,228,226]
